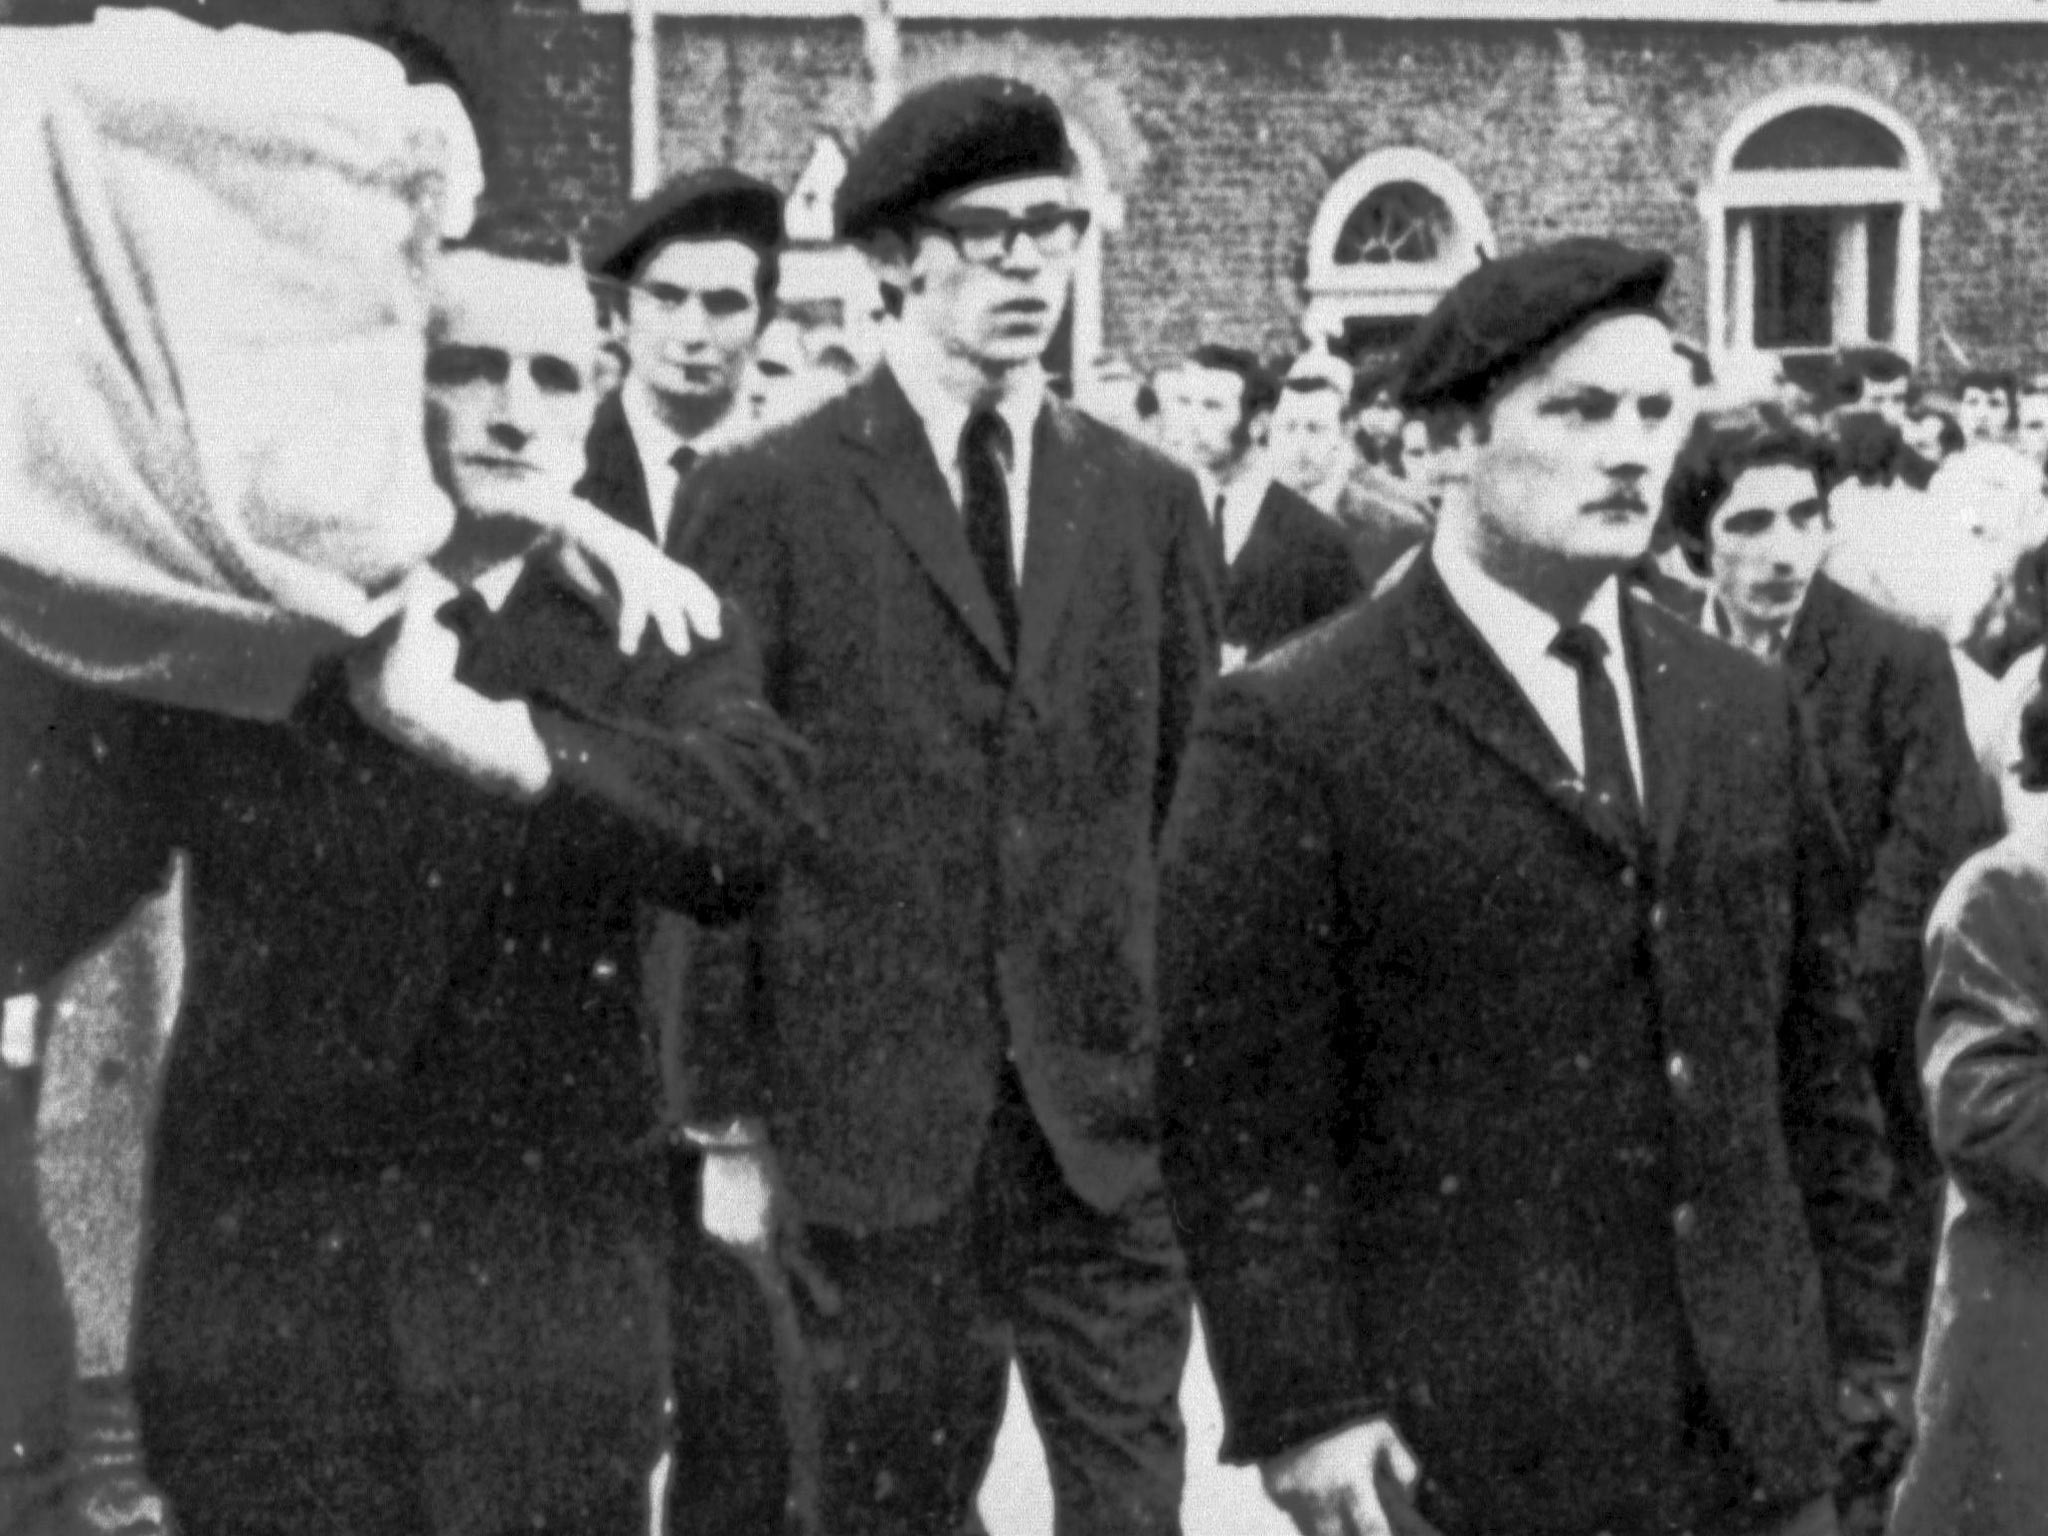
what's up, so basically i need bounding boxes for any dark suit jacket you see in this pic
[1158,557,1899,1524]
[576,390,658,542]
[670,365,1217,1231]
[1219,480,1364,659]
[1893,838,2048,1536]
[1784,574,1995,1197]
[144,564,806,1177]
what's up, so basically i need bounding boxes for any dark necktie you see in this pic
[1212,492,1229,574]
[655,444,699,545]
[961,410,1019,658]
[1548,622,1641,834]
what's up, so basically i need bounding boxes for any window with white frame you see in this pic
[1700,88,1939,369]
[1302,148,1493,359]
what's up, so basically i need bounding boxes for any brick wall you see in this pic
[637,14,2048,382]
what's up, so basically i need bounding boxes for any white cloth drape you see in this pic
[0,9,480,718]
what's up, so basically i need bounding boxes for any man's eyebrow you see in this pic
[1537,385,1618,413]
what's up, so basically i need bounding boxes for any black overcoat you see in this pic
[1158,555,1901,1523]
[670,365,1217,1231]
[1219,480,1364,660]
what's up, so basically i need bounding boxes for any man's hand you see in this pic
[345,569,552,798]
[555,501,723,657]
[1261,1418,1427,1536]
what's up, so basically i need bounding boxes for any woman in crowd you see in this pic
[1892,646,2048,1536]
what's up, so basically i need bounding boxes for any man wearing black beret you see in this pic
[669,73,1213,1536]
[1158,237,1905,1536]
[579,168,783,547]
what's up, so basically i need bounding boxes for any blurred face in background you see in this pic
[2018,393,2048,469]
[1861,374,1910,428]
[1267,382,1352,500]
[1960,385,2013,443]
[740,316,839,432]
[1158,364,1248,477]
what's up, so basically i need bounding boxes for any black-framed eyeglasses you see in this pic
[920,205,1092,264]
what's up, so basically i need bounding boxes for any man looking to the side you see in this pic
[1159,238,1903,1536]
[579,170,783,546]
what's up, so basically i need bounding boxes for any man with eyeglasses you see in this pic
[579,170,783,548]
[668,75,1214,1536]
[130,212,811,1536]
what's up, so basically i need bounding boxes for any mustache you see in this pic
[1583,489,1649,513]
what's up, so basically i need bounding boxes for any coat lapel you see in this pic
[1403,559,1594,833]
[575,393,657,543]
[1014,400,1093,697]
[840,369,1012,676]
[1621,585,1697,874]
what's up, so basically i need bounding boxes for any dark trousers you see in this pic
[722,1069,1191,1536]
[135,1159,669,1536]
[0,1070,73,1536]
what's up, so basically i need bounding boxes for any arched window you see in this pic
[1302,148,1493,356]
[1700,87,1939,368]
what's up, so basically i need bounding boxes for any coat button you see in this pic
[1619,866,1638,892]
[1672,1202,1698,1239]
[1648,901,1669,933]
[1666,1052,1695,1094]
[591,955,619,983]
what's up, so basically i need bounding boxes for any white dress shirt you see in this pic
[1195,463,1271,569]
[1431,536,1645,798]
[885,326,1040,580]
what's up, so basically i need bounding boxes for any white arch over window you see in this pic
[1301,147,1494,344]
[1700,85,1940,365]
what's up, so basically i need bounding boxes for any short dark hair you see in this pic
[1664,405,1835,576]
[1188,344,1272,427]
[1350,367,1399,417]
[1832,346,1912,405]
[1959,369,2019,426]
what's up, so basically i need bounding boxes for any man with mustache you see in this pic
[669,75,1214,1536]
[1159,239,1903,1536]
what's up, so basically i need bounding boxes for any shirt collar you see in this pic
[1432,533,1628,680]
[620,378,746,468]
[883,323,1044,471]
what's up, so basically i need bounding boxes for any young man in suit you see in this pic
[1159,238,1905,1536]
[1664,406,1992,1375]
[670,75,1214,1536]
[578,170,784,546]
[131,218,808,1536]
[1160,344,1360,662]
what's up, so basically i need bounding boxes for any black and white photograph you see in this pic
[3,1,2045,1533]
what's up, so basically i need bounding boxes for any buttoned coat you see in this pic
[670,365,1217,1231]
[1219,480,1364,660]
[1892,836,2048,1536]
[1157,556,1899,1523]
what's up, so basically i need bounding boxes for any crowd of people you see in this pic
[12,34,2048,1536]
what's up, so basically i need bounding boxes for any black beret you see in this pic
[835,75,1075,244]
[1395,237,1673,414]
[590,169,784,283]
